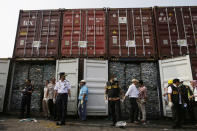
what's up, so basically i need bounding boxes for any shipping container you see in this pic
[61,9,107,58]
[0,59,11,112]
[159,55,193,117]
[108,8,156,58]
[9,60,56,112]
[154,6,197,59]
[109,60,161,119]
[13,10,61,58]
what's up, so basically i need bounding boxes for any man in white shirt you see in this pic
[124,79,139,123]
[54,72,71,126]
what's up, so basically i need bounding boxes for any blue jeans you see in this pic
[78,100,87,120]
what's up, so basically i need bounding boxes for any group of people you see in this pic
[105,76,147,126]
[19,72,88,126]
[163,78,197,129]
[19,72,197,128]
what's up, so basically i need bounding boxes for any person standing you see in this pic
[47,77,55,120]
[78,80,88,121]
[42,80,49,119]
[168,78,185,129]
[137,80,147,124]
[20,79,34,118]
[105,76,124,126]
[190,80,197,126]
[124,79,139,123]
[54,72,71,126]
[163,80,173,105]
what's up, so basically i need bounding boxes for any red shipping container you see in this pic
[154,6,197,59]
[61,9,107,58]
[108,8,156,58]
[13,10,61,58]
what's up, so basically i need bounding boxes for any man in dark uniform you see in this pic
[168,78,187,129]
[54,72,71,126]
[105,76,124,126]
[20,79,33,118]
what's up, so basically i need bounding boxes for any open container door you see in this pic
[159,55,193,117]
[56,59,79,115]
[0,59,10,112]
[83,59,108,116]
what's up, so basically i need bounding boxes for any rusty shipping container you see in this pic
[61,9,107,58]
[154,6,197,59]
[13,10,61,58]
[108,8,156,58]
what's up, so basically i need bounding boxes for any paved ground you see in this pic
[0,115,197,131]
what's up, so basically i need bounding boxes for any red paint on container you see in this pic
[108,8,156,58]
[13,10,61,58]
[61,9,107,58]
[154,6,197,59]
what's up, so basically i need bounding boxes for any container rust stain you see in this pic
[61,9,107,58]
[13,10,61,58]
[108,8,156,58]
[154,6,197,59]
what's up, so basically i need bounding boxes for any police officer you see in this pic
[168,78,187,129]
[105,76,124,126]
[20,79,33,118]
[54,72,71,125]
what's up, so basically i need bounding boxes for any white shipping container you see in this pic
[0,59,10,112]
[159,55,193,117]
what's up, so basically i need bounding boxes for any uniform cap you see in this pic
[80,80,86,83]
[132,79,139,83]
[59,72,67,77]
[168,80,173,84]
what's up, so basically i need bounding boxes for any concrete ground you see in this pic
[0,115,197,131]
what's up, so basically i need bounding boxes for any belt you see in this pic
[58,93,67,95]
[108,97,120,101]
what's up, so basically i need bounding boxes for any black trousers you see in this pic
[48,99,54,117]
[172,104,184,127]
[129,98,138,122]
[109,100,120,124]
[57,93,68,123]
[20,95,31,117]
[186,101,195,122]
[193,102,197,122]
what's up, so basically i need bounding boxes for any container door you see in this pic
[83,59,108,116]
[56,59,79,115]
[159,55,193,117]
[0,59,10,112]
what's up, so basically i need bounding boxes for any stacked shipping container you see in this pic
[108,8,156,58]
[61,9,107,58]
[154,6,197,59]
[13,10,61,58]
[7,6,197,118]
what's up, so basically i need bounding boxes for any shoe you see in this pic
[134,121,139,124]
[111,123,115,126]
[56,122,65,126]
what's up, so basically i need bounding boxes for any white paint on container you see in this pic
[84,59,108,116]
[56,59,79,115]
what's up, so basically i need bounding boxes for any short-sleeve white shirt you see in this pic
[54,80,71,93]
